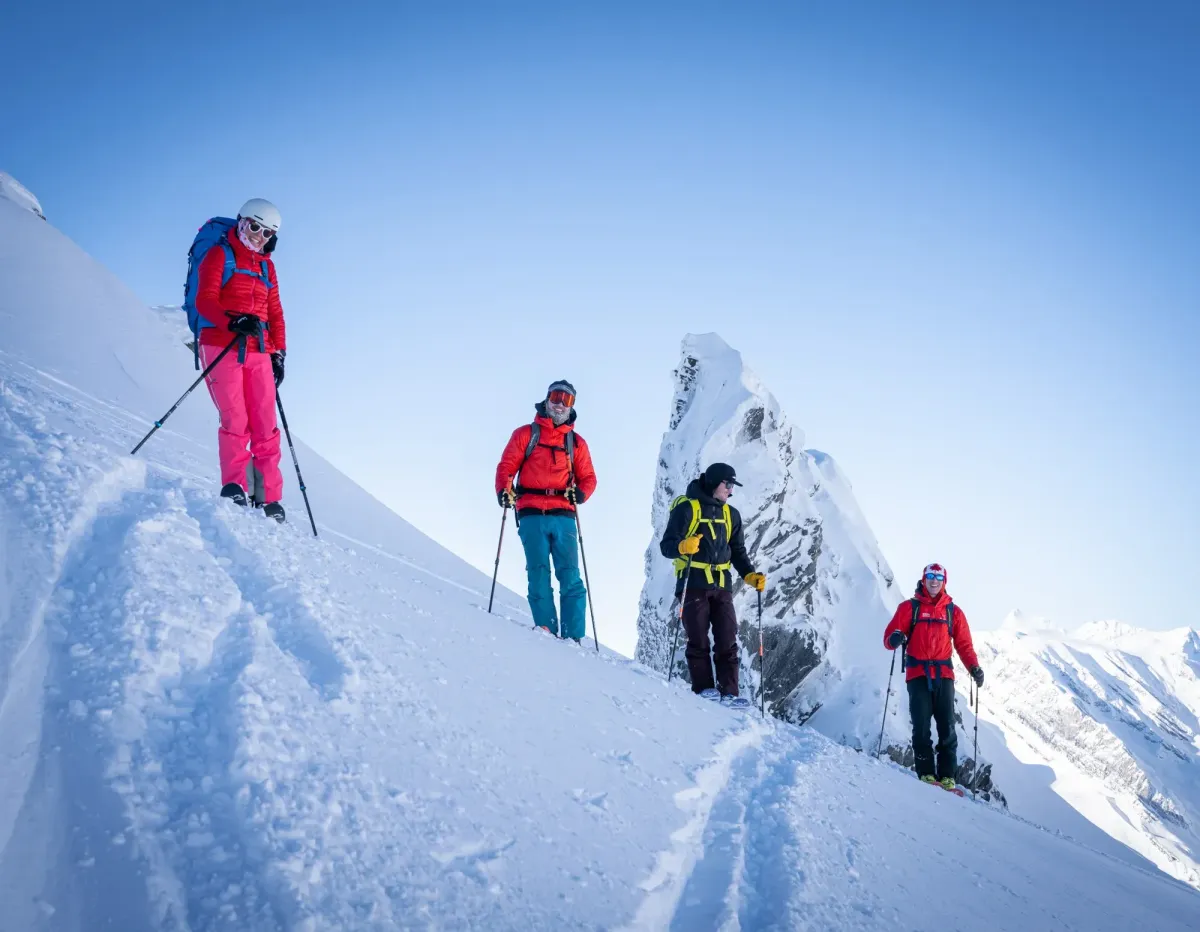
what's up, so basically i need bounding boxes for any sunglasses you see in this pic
[245,219,276,237]
[547,390,575,407]
[924,572,946,582]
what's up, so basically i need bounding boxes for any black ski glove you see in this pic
[228,314,262,336]
[566,486,585,505]
[887,631,908,649]
[970,666,985,687]
[498,487,516,509]
[271,351,286,387]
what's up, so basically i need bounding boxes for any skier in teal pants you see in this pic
[495,380,599,641]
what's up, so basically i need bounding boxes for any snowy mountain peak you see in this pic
[976,616,1200,889]
[0,171,45,219]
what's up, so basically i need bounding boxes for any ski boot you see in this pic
[220,483,248,507]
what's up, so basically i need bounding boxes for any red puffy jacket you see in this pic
[495,408,597,514]
[195,229,286,354]
[882,586,979,682]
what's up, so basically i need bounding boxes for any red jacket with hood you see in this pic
[495,405,597,515]
[882,581,980,683]
[195,228,286,354]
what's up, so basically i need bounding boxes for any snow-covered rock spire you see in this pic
[635,334,901,744]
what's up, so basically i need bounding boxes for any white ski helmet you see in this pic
[237,197,281,233]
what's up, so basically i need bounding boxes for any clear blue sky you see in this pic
[5,1,1197,656]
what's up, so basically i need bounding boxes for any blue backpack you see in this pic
[182,218,273,369]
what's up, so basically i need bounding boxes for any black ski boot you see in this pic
[263,502,286,524]
[220,483,248,507]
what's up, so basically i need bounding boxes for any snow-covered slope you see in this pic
[975,615,1200,889]
[1,187,1199,929]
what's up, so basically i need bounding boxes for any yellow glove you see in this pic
[678,535,702,556]
[744,572,766,591]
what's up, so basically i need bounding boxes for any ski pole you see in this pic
[758,588,766,719]
[972,679,981,800]
[573,505,600,652]
[877,644,900,757]
[667,556,692,683]
[488,501,510,614]
[130,336,238,455]
[275,391,318,537]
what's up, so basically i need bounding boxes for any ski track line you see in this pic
[666,726,838,932]
[181,487,350,702]
[617,717,768,932]
[0,365,309,932]
[39,475,308,931]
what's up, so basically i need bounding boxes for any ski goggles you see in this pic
[547,389,575,407]
[924,571,946,582]
[244,219,277,236]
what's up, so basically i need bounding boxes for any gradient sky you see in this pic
[5,1,1197,657]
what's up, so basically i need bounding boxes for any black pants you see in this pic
[907,677,957,780]
[682,588,739,696]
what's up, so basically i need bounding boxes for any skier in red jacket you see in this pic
[882,563,984,790]
[195,198,288,522]
[495,380,598,642]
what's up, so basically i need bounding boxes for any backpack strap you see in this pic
[523,422,540,461]
[220,242,236,287]
[512,422,540,491]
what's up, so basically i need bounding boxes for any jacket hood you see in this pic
[685,477,721,507]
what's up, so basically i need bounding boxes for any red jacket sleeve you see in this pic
[267,260,286,352]
[571,435,598,502]
[495,425,531,493]
[195,245,228,330]
[882,601,912,650]
[952,605,980,671]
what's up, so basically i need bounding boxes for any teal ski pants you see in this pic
[517,513,587,640]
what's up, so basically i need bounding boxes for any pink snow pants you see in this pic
[200,343,283,503]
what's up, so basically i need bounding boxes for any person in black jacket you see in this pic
[660,463,766,702]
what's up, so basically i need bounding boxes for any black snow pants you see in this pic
[682,588,739,696]
[907,676,957,780]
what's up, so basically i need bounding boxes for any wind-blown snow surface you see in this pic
[1,191,1199,929]
[974,614,1200,889]
[0,171,45,219]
